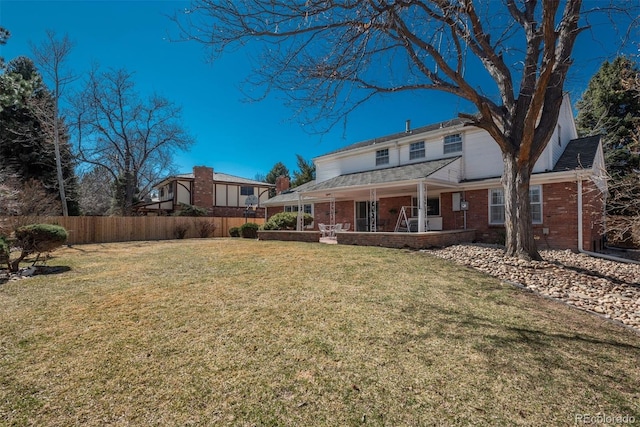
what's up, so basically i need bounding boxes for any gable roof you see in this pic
[155,171,273,188]
[318,118,471,158]
[552,135,602,172]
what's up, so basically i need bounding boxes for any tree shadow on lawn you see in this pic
[398,301,639,386]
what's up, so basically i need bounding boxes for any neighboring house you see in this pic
[263,95,607,251]
[135,166,275,218]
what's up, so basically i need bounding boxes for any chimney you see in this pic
[405,119,411,134]
[275,175,290,195]
[192,166,214,209]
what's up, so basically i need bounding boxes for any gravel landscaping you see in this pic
[423,244,640,332]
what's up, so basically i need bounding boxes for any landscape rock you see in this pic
[423,244,640,332]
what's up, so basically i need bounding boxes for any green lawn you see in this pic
[1,239,639,426]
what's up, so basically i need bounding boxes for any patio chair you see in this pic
[332,223,342,239]
[342,223,350,231]
[318,223,328,238]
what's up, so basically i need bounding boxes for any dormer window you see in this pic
[409,141,425,160]
[376,148,389,166]
[444,133,463,154]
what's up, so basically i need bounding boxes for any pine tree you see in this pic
[576,56,640,179]
[291,154,315,188]
[0,56,79,215]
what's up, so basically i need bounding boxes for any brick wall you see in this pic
[257,230,321,243]
[337,230,476,249]
[447,181,605,251]
[193,166,214,211]
[211,206,266,219]
[313,201,355,229]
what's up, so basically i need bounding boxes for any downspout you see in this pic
[576,175,637,264]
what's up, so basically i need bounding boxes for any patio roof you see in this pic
[263,157,461,206]
[302,156,461,195]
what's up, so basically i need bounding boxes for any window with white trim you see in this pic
[376,148,389,166]
[489,186,542,224]
[444,133,462,154]
[285,204,312,214]
[409,141,425,160]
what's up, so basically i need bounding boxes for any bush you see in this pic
[174,203,209,217]
[173,223,190,239]
[262,212,314,230]
[9,224,68,272]
[0,236,9,266]
[229,226,241,237]
[240,222,259,239]
[193,219,216,238]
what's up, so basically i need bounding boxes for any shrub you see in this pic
[193,219,216,238]
[262,212,314,230]
[173,223,190,239]
[0,236,9,266]
[10,224,68,272]
[240,222,259,239]
[174,203,209,217]
[229,226,241,237]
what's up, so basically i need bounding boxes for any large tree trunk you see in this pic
[502,153,542,261]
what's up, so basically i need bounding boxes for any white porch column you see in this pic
[329,196,336,229]
[417,181,427,232]
[297,193,303,231]
[370,188,377,232]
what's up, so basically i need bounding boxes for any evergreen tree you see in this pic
[291,154,315,188]
[0,56,79,215]
[265,162,290,197]
[576,56,640,179]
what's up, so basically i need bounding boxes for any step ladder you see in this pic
[394,206,410,232]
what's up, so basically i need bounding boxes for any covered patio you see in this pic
[293,157,465,234]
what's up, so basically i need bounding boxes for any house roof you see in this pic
[264,157,460,205]
[552,135,602,172]
[317,118,471,158]
[262,180,318,205]
[155,171,274,188]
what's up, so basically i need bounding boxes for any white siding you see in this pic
[461,129,503,180]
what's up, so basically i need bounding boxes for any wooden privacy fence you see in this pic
[0,216,265,245]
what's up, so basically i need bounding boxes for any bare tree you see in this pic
[77,166,113,216]
[30,30,76,216]
[175,0,636,260]
[72,66,195,216]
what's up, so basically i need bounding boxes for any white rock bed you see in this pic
[422,244,640,332]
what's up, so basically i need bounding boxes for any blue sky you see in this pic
[0,0,636,180]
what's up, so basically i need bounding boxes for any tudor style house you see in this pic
[135,166,274,218]
[263,95,607,251]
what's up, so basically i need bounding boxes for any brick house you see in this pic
[263,95,607,251]
[135,166,274,218]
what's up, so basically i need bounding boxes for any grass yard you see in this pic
[1,239,639,426]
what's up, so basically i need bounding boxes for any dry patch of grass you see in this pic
[1,239,639,426]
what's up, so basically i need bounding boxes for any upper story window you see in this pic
[376,148,389,166]
[489,185,542,224]
[409,141,425,160]
[240,186,254,196]
[444,133,463,154]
